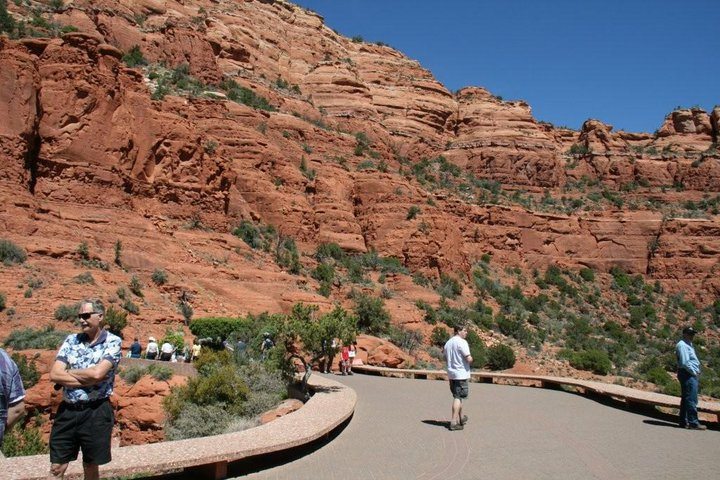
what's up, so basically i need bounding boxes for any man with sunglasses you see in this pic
[48,299,122,480]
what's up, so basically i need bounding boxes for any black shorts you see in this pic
[50,399,114,465]
[449,379,469,399]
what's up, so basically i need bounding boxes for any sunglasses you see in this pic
[78,312,99,320]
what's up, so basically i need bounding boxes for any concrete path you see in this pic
[241,373,720,480]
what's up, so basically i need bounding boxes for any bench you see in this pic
[353,365,720,422]
[7,373,356,480]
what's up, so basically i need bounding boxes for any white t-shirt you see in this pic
[444,335,471,380]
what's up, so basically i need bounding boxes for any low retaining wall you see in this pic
[354,365,720,422]
[6,374,356,480]
[119,357,197,377]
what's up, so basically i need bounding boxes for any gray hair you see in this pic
[81,298,105,315]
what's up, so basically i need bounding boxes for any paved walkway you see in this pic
[241,373,720,480]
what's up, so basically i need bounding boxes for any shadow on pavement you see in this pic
[643,419,683,428]
[422,419,451,429]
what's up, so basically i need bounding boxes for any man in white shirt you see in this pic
[443,324,473,431]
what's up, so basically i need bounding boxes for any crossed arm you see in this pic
[49,359,114,387]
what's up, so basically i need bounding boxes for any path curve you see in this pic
[242,373,720,480]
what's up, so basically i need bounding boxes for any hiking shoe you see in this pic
[460,415,468,425]
[449,423,464,431]
[687,424,707,430]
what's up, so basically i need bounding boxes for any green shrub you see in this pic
[119,365,146,384]
[316,243,345,262]
[162,328,186,352]
[568,349,612,375]
[487,343,516,370]
[317,281,331,297]
[164,403,233,440]
[275,236,301,274]
[0,292,5,311]
[11,353,39,389]
[104,306,127,337]
[179,301,193,324]
[237,362,286,417]
[122,45,147,67]
[406,205,421,220]
[579,268,595,282]
[312,263,335,283]
[4,326,68,350]
[73,272,95,284]
[77,241,90,260]
[121,299,139,315]
[430,326,450,347]
[387,326,423,353]
[0,239,27,265]
[114,239,122,266]
[190,317,250,343]
[129,275,144,298]
[353,293,391,335]
[147,363,173,381]
[466,330,486,368]
[220,78,275,111]
[0,416,48,457]
[54,303,80,322]
[436,274,462,299]
[152,269,168,285]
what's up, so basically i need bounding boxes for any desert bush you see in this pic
[119,365,146,384]
[122,45,146,67]
[220,78,275,111]
[164,403,232,440]
[54,303,80,322]
[1,415,48,457]
[151,269,168,285]
[190,316,251,343]
[4,326,68,350]
[312,263,335,283]
[104,306,127,337]
[73,272,95,284]
[353,293,390,335]
[466,330,487,369]
[147,363,174,381]
[0,239,27,265]
[179,301,193,324]
[567,349,612,375]
[121,299,139,315]
[487,343,516,370]
[579,267,595,282]
[237,362,286,417]
[430,326,450,347]
[129,275,144,298]
[11,353,40,389]
[406,205,421,220]
[224,416,258,433]
[0,292,5,311]
[315,243,345,262]
[387,326,423,354]
[436,274,463,299]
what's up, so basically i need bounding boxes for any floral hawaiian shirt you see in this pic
[56,329,122,403]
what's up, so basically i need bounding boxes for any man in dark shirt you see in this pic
[129,338,142,359]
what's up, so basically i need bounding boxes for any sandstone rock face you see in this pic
[357,334,414,369]
[1,0,720,446]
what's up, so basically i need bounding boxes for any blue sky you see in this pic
[294,1,719,133]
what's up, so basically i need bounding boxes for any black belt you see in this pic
[62,398,108,411]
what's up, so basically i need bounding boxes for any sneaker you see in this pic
[348,372,354,375]
[449,423,464,431]
[460,415,468,425]
[687,424,707,430]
